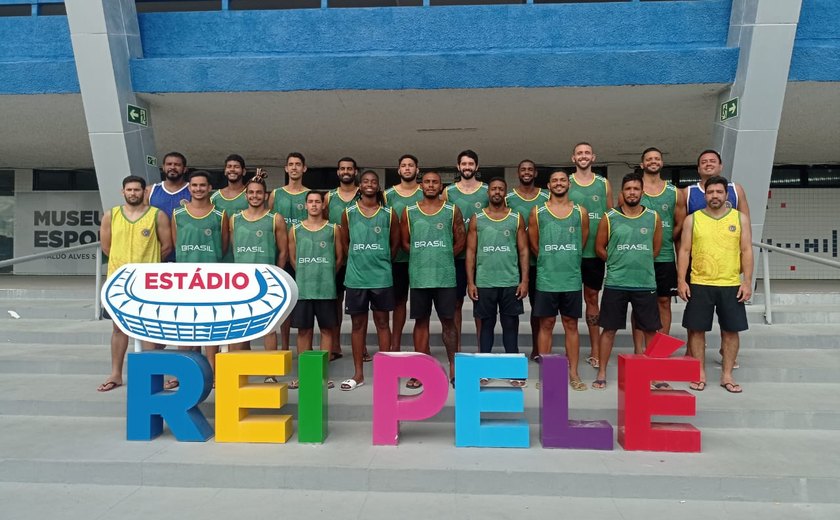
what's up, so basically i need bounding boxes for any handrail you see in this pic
[752,241,840,325]
[0,241,104,321]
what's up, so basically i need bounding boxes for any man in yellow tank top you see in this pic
[677,176,753,394]
[98,176,172,392]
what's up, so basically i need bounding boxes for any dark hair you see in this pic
[457,149,479,165]
[305,190,325,202]
[399,154,418,167]
[337,157,357,170]
[163,151,187,167]
[518,159,536,170]
[550,169,570,180]
[286,152,306,165]
[421,170,441,181]
[488,177,507,189]
[358,170,386,206]
[622,172,644,188]
[188,170,211,183]
[246,175,267,192]
[704,175,729,191]
[696,149,722,166]
[573,142,593,153]
[640,147,662,162]
[225,154,246,169]
[122,175,146,189]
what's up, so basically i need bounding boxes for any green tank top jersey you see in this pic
[173,206,225,263]
[445,183,488,259]
[569,174,610,259]
[231,211,277,265]
[293,222,337,300]
[506,188,549,266]
[326,188,357,225]
[272,187,308,228]
[641,182,678,263]
[475,209,521,288]
[344,203,393,289]
[406,203,456,289]
[604,207,658,290]
[535,204,584,292]
[384,185,424,263]
[210,190,249,262]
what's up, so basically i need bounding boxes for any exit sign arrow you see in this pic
[720,97,739,122]
[127,104,149,127]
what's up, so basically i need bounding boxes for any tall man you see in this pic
[212,154,250,262]
[466,178,529,387]
[568,143,613,370]
[340,171,400,390]
[229,171,288,354]
[289,190,344,389]
[402,171,466,388]
[443,149,488,352]
[146,151,189,261]
[98,176,172,392]
[268,152,309,351]
[529,170,589,391]
[625,148,685,350]
[171,170,230,382]
[678,176,753,394]
[505,159,549,360]
[384,154,424,351]
[592,173,662,390]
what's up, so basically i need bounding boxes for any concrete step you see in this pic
[0,415,838,504]
[1,372,838,430]
[2,483,838,520]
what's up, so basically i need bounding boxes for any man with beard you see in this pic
[623,148,685,358]
[505,159,549,360]
[467,178,529,387]
[678,176,752,394]
[443,149,488,353]
[592,173,662,390]
[528,170,589,391]
[211,154,250,262]
[340,171,400,390]
[384,154,424,351]
[568,143,613,371]
[98,176,172,392]
[146,151,190,261]
[402,171,466,389]
[268,152,310,351]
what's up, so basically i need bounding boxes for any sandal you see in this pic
[689,381,706,391]
[570,379,587,392]
[288,379,299,390]
[163,379,179,390]
[264,376,278,384]
[363,352,373,363]
[509,379,527,388]
[586,356,600,369]
[591,379,607,390]
[405,378,423,389]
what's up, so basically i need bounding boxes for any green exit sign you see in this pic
[146,155,157,167]
[720,97,739,122]
[127,104,148,126]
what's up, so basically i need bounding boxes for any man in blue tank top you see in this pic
[145,151,191,261]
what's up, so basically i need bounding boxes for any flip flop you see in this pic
[164,379,179,390]
[340,379,364,391]
[264,376,278,384]
[97,381,122,392]
[288,379,299,390]
[591,379,607,390]
[570,379,588,392]
[450,377,455,389]
[509,379,527,388]
[689,381,706,391]
[327,380,335,389]
[329,352,343,362]
[363,352,373,363]
[586,356,600,369]
[479,378,490,386]
[651,382,673,390]
[720,382,743,394]
[405,378,423,389]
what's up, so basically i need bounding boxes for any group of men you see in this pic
[98,144,752,396]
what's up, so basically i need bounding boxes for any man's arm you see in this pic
[274,214,289,267]
[388,210,400,259]
[100,209,113,257]
[673,187,686,244]
[528,207,539,257]
[340,211,351,256]
[652,212,663,259]
[515,213,529,300]
[605,180,615,209]
[220,212,230,256]
[267,189,275,211]
[452,206,466,257]
[676,213,694,302]
[465,218,478,301]
[735,183,751,219]
[170,211,178,257]
[155,209,173,261]
[579,205,590,253]
[400,208,410,253]
[595,216,609,261]
[738,211,754,302]
[143,186,152,206]
[334,225,345,273]
[287,224,297,271]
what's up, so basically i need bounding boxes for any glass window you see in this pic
[33,170,98,191]
[0,170,14,273]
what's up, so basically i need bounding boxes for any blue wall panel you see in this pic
[790,0,840,82]
[0,15,77,94]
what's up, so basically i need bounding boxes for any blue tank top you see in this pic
[686,183,738,214]
[149,182,191,261]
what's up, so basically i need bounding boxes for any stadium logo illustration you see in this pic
[102,263,298,346]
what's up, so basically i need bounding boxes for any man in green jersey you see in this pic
[340,171,400,391]
[211,154,250,263]
[593,173,662,390]
[443,149,488,353]
[623,147,685,352]
[402,171,466,388]
[528,170,590,391]
[170,170,230,385]
[228,172,288,356]
[506,159,549,360]
[384,153,424,352]
[467,178,529,387]
[268,152,309,352]
[568,142,613,371]
[289,190,345,389]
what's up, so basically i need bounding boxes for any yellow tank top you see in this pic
[107,205,161,276]
[690,209,742,286]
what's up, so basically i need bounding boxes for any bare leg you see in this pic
[529,315,540,360]
[205,346,219,377]
[350,313,368,384]
[561,315,581,381]
[631,314,644,353]
[687,329,707,384]
[537,316,556,356]
[391,299,408,352]
[657,295,672,335]
[99,323,128,389]
[372,310,392,353]
[720,330,741,391]
[584,286,601,363]
[441,317,458,381]
[454,299,464,353]
[333,292,344,355]
[263,331,277,351]
[280,319,291,351]
[413,316,431,355]
[297,328,314,355]
[594,329,617,386]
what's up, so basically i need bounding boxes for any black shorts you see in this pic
[344,287,395,314]
[654,262,678,297]
[532,289,582,319]
[291,299,339,329]
[335,265,346,293]
[392,262,410,302]
[455,258,468,300]
[599,287,661,331]
[473,287,524,319]
[682,284,749,333]
[581,257,605,291]
[528,265,537,307]
[410,287,457,320]
[283,262,296,279]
